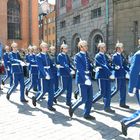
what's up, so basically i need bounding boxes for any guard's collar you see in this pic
[116,52,121,55]
[62,52,66,55]
[41,52,46,55]
[80,51,86,54]
[99,52,104,55]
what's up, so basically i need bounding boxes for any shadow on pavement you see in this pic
[9,100,38,116]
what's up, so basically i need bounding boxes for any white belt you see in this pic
[12,64,20,66]
[31,65,38,67]
[85,71,89,74]
[44,66,50,69]
[59,65,64,68]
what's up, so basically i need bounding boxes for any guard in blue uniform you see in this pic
[25,45,40,96]
[32,41,56,111]
[69,39,95,120]
[54,42,74,106]
[49,46,59,93]
[92,41,115,113]
[121,45,140,136]
[2,45,12,86]
[6,42,28,102]
[111,42,129,108]
[24,47,31,86]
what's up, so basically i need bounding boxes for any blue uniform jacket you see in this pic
[3,52,11,70]
[128,50,140,97]
[9,52,23,73]
[74,52,93,84]
[36,53,53,79]
[27,54,38,74]
[112,53,129,78]
[49,54,57,74]
[95,52,112,79]
[57,53,73,76]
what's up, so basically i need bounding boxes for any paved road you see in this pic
[0,80,139,140]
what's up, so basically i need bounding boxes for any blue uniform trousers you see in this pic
[52,73,59,93]
[27,74,41,92]
[35,78,54,108]
[93,79,111,109]
[122,110,140,127]
[111,78,126,105]
[54,76,72,105]
[7,73,25,101]
[2,70,13,86]
[71,84,93,117]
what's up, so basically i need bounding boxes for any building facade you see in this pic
[43,11,56,46]
[38,0,55,42]
[0,0,39,48]
[113,0,140,53]
[56,0,114,56]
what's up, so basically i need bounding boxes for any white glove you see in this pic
[125,72,130,79]
[128,87,136,97]
[115,66,120,70]
[45,73,50,80]
[128,92,135,97]
[85,75,89,79]
[85,79,91,86]
[7,67,10,71]
[26,63,30,66]
[56,64,64,69]
[95,67,102,72]
[70,70,75,75]
[20,61,26,66]
[109,75,115,80]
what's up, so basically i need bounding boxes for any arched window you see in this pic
[7,0,21,39]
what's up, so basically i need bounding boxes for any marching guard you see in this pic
[54,42,75,106]
[92,41,115,113]
[6,41,28,102]
[49,46,59,93]
[32,41,56,111]
[121,40,140,136]
[69,39,95,120]
[25,45,40,96]
[2,45,13,86]
[111,41,129,108]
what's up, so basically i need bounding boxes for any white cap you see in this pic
[32,45,38,50]
[11,41,18,48]
[78,38,88,48]
[61,42,68,49]
[28,45,33,50]
[115,40,123,48]
[97,40,106,49]
[5,45,9,50]
[40,40,48,48]
[50,46,55,50]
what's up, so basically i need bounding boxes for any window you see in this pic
[60,0,65,8]
[52,27,55,34]
[73,15,80,24]
[45,29,47,36]
[60,21,66,28]
[48,28,51,35]
[53,40,55,46]
[7,0,21,39]
[91,7,102,19]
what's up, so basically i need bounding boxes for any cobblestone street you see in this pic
[0,80,139,140]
